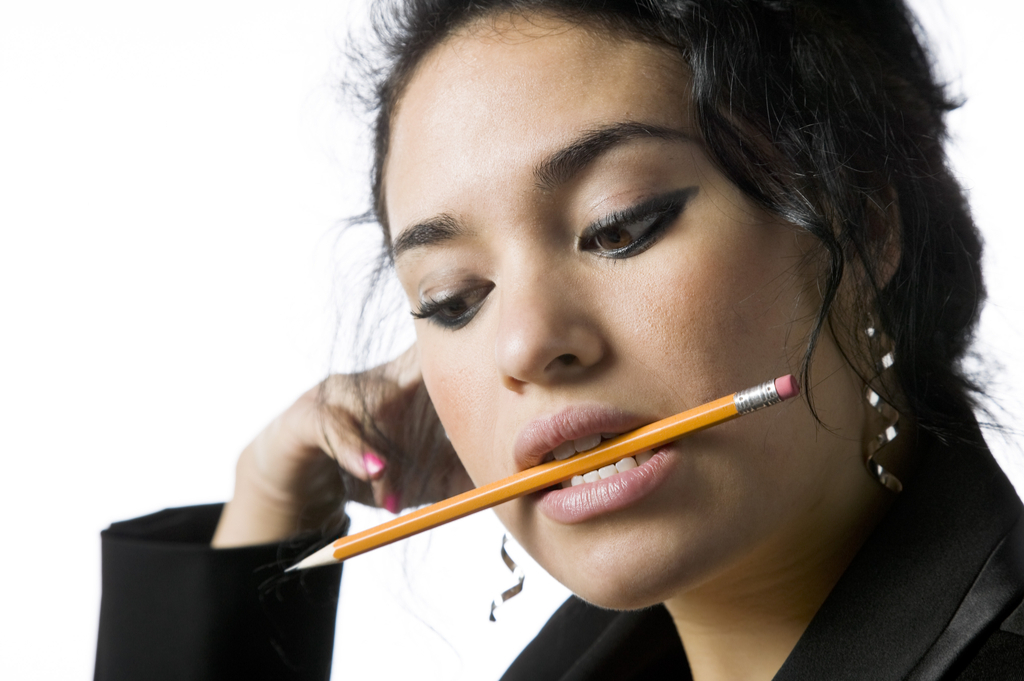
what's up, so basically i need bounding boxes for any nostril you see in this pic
[555,353,577,366]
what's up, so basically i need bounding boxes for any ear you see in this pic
[863,186,902,290]
[827,185,902,375]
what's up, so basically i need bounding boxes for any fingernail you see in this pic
[363,452,385,478]
[384,493,400,514]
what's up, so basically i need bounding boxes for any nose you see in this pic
[494,268,605,391]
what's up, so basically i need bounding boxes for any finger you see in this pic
[368,476,401,514]
[315,405,401,509]
[349,449,399,512]
[317,415,374,482]
[284,384,367,476]
[362,451,387,480]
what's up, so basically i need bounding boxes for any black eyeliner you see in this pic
[412,283,493,330]
[412,296,473,330]
[579,186,698,258]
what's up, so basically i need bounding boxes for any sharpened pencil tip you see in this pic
[283,544,340,572]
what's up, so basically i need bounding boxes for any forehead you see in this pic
[383,14,692,239]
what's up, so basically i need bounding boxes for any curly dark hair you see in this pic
[341,0,985,503]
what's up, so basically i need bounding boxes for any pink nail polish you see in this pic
[384,493,400,514]
[363,452,385,478]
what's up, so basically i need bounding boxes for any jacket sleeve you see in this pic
[94,504,345,681]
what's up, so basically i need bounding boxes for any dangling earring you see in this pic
[864,320,903,493]
[489,534,525,621]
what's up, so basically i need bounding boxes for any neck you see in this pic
[664,555,836,681]
[664,485,892,681]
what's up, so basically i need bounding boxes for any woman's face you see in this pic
[385,15,882,609]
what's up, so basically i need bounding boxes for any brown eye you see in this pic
[594,228,634,250]
[412,282,495,330]
[579,188,696,259]
[439,298,468,318]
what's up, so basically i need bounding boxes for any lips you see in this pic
[537,448,675,524]
[513,404,647,471]
[514,405,676,524]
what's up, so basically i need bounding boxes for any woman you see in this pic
[95,1,1024,679]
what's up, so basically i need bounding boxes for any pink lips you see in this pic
[514,405,677,525]
[513,404,646,471]
[536,448,676,523]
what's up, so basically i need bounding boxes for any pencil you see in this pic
[287,374,799,571]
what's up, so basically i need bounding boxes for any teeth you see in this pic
[573,433,602,452]
[547,435,655,490]
[548,432,624,462]
[561,453,651,489]
[615,457,637,472]
[552,441,576,460]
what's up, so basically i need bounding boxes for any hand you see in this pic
[211,346,472,548]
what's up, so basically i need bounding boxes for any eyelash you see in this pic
[412,188,694,330]
[577,189,693,259]
[412,283,493,330]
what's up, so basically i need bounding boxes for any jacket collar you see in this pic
[506,429,1024,681]
[776,429,1024,680]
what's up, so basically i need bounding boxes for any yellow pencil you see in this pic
[288,375,799,571]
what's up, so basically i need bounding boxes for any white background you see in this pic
[0,1,1020,678]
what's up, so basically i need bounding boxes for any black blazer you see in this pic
[95,428,1024,680]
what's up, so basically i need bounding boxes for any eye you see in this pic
[412,282,493,330]
[587,216,660,253]
[579,187,697,259]
[593,224,642,251]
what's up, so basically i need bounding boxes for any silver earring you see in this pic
[864,321,902,493]
[489,534,525,621]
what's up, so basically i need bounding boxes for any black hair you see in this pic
[339,0,986,503]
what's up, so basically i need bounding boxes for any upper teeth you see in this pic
[560,450,655,488]
[552,432,604,460]
[545,433,656,487]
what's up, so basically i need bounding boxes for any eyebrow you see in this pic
[534,121,692,192]
[391,213,464,261]
[390,121,693,261]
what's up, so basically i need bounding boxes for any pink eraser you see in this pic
[774,374,800,400]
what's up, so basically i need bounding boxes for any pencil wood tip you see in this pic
[285,543,341,572]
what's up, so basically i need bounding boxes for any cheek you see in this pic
[620,223,808,398]
[418,330,500,486]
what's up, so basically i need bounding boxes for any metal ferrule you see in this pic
[733,379,782,415]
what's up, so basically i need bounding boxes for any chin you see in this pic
[557,562,688,611]
[570,584,670,612]
[537,530,713,611]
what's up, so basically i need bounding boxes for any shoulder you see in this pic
[952,597,1024,680]
[502,597,687,681]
